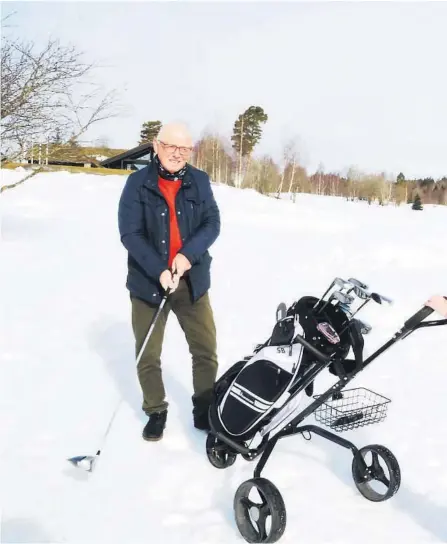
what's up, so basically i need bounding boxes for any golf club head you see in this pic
[348,278,368,290]
[333,291,355,305]
[334,277,350,290]
[338,305,353,317]
[354,286,370,300]
[371,292,393,305]
[67,452,99,472]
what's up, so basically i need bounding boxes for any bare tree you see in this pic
[193,130,233,184]
[277,138,299,198]
[284,138,302,198]
[1,30,120,161]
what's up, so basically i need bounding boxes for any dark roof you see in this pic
[99,142,154,167]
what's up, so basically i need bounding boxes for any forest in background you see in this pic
[139,116,447,207]
[2,17,445,209]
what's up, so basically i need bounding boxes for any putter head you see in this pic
[67,453,99,472]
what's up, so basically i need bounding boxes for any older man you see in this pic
[118,123,220,441]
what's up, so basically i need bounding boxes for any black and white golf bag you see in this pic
[209,295,363,443]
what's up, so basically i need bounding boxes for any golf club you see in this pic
[67,284,173,473]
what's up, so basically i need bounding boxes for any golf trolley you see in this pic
[206,277,447,543]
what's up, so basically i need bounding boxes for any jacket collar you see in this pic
[143,161,193,194]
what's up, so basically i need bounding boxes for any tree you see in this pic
[192,131,233,184]
[394,183,407,206]
[231,106,268,187]
[94,135,111,148]
[277,137,302,199]
[396,172,408,204]
[345,166,362,201]
[435,177,447,205]
[245,154,280,194]
[139,120,162,145]
[52,128,63,144]
[412,193,423,210]
[1,26,119,161]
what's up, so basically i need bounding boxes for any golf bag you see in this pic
[209,295,365,443]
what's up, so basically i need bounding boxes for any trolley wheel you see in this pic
[233,477,286,543]
[352,444,401,502]
[206,433,237,469]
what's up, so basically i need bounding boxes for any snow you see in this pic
[1,167,446,544]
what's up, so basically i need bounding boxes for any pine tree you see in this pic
[231,106,268,187]
[139,121,162,145]
[412,193,423,210]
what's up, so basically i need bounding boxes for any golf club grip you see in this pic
[293,334,330,363]
[404,305,434,330]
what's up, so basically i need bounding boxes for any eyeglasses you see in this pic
[158,140,193,155]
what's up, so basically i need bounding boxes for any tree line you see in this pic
[2,15,445,208]
[140,115,447,207]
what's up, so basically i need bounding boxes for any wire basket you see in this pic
[313,387,391,432]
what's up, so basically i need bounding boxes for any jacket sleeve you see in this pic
[179,178,220,266]
[118,174,166,281]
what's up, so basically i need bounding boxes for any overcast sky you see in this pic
[3,1,447,179]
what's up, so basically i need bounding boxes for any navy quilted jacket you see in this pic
[118,160,220,304]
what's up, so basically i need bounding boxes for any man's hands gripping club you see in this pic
[159,253,192,293]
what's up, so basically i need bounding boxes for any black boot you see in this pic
[192,391,212,431]
[142,410,167,441]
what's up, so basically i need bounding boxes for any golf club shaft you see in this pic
[135,290,170,366]
[93,290,171,458]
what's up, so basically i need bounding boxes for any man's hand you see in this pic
[172,253,191,278]
[425,295,447,317]
[159,270,180,292]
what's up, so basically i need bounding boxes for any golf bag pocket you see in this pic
[218,355,295,437]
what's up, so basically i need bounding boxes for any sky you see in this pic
[2,0,447,179]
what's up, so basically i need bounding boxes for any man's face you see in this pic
[153,131,193,174]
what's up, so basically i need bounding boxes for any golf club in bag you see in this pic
[67,285,173,472]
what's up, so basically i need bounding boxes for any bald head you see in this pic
[153,123,194,173]
[157,123,193,146]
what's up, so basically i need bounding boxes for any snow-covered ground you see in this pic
[1,167,446,544]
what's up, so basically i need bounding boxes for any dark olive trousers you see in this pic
[131,278,218,415]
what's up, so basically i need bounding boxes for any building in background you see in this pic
[22,142,154,171]
[100,142,154,170]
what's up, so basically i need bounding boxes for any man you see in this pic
[118,123,220,441]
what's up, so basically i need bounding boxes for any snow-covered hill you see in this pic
[1,168,446,543]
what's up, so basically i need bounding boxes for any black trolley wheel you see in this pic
[206,433,237,469]
[233,477,287,543]
[352,444,401,502]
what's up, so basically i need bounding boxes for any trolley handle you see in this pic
[403,305,434,330]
